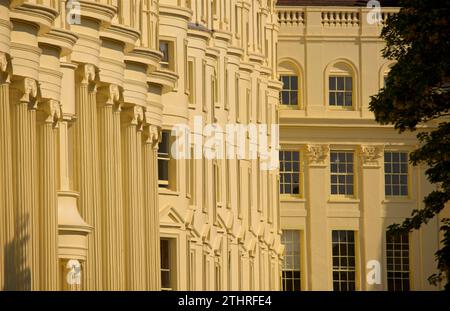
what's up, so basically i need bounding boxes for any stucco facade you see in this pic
[0,0,282,291]
[277,3,448,291]
[0,0,447,292]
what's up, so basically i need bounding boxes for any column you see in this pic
[97,84,122,290]
[10,77,39,290]
[305,144,330,290]
[113,96,125,290]
[359,145,384,290]
[121,105,146,290]
[37,100,61,290]
[143,122,161,290]
[0,52,14,290]
[75,64,101,290]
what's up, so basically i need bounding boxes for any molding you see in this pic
[359,144,384,167]
[306,144,329,166]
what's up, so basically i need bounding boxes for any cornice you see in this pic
[159,4,192,21]
[39,28,79,57]
[100,23,141,54]
[148,68,178,94]
[124,47,162,74]
[76,0,116,26]
[10,2,58,35]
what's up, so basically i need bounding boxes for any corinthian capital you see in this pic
[359,145,383,167]
[306,144,329,166]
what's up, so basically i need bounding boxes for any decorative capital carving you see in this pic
[122,105,144,129]
[11,77,39,105]
[306,144,329,165]
[77,63,96,86]
[38,99,62,127]
[97,83,121,107]
[0,52,7,73]
[359,145,383,167]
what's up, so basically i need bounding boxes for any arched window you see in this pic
[326,61,356,109]
[278,60,302,108]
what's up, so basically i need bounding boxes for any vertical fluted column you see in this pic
[88,77,102,290]
[121,106,146,290]
[37,100,61,290]
[10,77,39,291]
[113,100,125,290]
[0,53,14,290]
[97,84,122,290]
[74,64,99,290]
[143,119,161,290]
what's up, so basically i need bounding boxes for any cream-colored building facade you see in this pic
[0,0,282,291]
[277,1,448,291]
[0,0,446,292]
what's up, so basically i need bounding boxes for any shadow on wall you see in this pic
[3,214,31,291]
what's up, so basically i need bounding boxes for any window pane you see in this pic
[291,76,298,90]
[329,77,336,90]
[345,77,352,90]
[337,77,345,90]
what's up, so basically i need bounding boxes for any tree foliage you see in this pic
[369,0,450,290]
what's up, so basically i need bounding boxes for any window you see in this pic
[280,75,298,106]
[386,231,410,291]
[189,249,195,290]
[214,261,221,290]
[187,60,195,105]
[330,151,354,196]
[332,230,356,291]
[160,41,171,69]
[235,73,240,122]
[384,151,409,197]
[329,76,352,107]
[158,131,171,188]
[281,230,301,291]
[279,151,300,196]
[161,238,176,291]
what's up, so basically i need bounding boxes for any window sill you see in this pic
[159,188,180,196]
[382,197,415,204]
[279,105,301,110]
[328,197,360,203]
[327,106,356,111]
[280,196,306,203]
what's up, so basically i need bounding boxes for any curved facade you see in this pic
[0,0,282,291]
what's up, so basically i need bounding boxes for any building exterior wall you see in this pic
[0,0,282,291]
[277,4,448,291]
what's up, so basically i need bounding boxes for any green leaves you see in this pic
[373,0,450,290]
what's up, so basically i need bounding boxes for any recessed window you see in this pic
[386,231,410,291]
[280,75,298,106]
[161,238,176,291]
[330,151,354,196]
[279,151,301,196]
[281,230,301,291]
[332,230,356,291]
[158,130,176,189]
[384,152,409,197]
[160,41,170,68]
[329,76,353,107]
